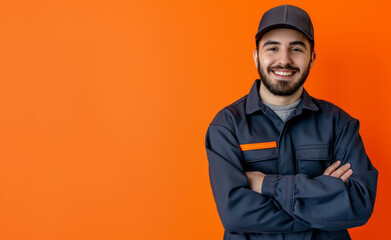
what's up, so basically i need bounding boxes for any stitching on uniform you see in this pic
[284,5,288,22]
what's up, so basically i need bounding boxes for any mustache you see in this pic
[269,65,299,71]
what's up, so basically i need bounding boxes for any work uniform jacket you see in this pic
[205,80,378,240]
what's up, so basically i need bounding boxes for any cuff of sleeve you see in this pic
[262,175,279,197]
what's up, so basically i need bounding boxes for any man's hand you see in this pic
[323,160,353,182]
[245,171,265,194]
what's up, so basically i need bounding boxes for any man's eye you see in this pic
[267,47,277,51]
[291,48,303,52]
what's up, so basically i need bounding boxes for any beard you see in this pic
[257,58,310,96]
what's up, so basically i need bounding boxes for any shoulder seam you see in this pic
[210,95,247,125]
[209,123,236,136]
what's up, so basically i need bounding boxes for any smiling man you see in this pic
[205,5,378,240]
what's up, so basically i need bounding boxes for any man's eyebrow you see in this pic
[262,41,280,47]
[289,41,307,49]
[262,40,307,49]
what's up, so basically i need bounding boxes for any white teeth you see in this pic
[274,71,293,76]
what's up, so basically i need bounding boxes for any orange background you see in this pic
[0,0,389,239]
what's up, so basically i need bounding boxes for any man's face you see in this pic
[254,28,316,96]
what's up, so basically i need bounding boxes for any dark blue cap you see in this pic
[255,5,314,46]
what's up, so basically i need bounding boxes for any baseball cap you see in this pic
[255,5,314,46]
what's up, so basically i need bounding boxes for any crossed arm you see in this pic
[206,119,377,233]
[245,160,354,194]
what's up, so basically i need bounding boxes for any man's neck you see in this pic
[259,82,303,106]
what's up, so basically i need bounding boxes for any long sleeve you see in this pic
[206,123,309,233]
[261,119,378,231]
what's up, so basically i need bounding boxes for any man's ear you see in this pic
[253,49,259,68]
[310,51,316,68]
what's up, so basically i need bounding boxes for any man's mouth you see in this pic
[271,69,297,79]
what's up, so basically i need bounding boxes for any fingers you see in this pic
[323,161,353,182]
[340,169,353,182]
[330,163,351,179]
[323,161,341,176]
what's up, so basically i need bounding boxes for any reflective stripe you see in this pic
[240,141,277,151]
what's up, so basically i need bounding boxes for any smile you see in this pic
[271,70,297,79]
[273,71,294,76]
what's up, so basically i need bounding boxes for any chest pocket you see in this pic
[241,145,278,174]
[296,144,332,178]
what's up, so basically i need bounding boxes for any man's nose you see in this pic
[277,50,293,66]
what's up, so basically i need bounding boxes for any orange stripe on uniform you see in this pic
[239,141,277,151]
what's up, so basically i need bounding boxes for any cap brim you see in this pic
[255,23,313,43]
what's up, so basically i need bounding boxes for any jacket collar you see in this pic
[245,79,319,115]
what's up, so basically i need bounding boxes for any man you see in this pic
[205,5,378,240]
